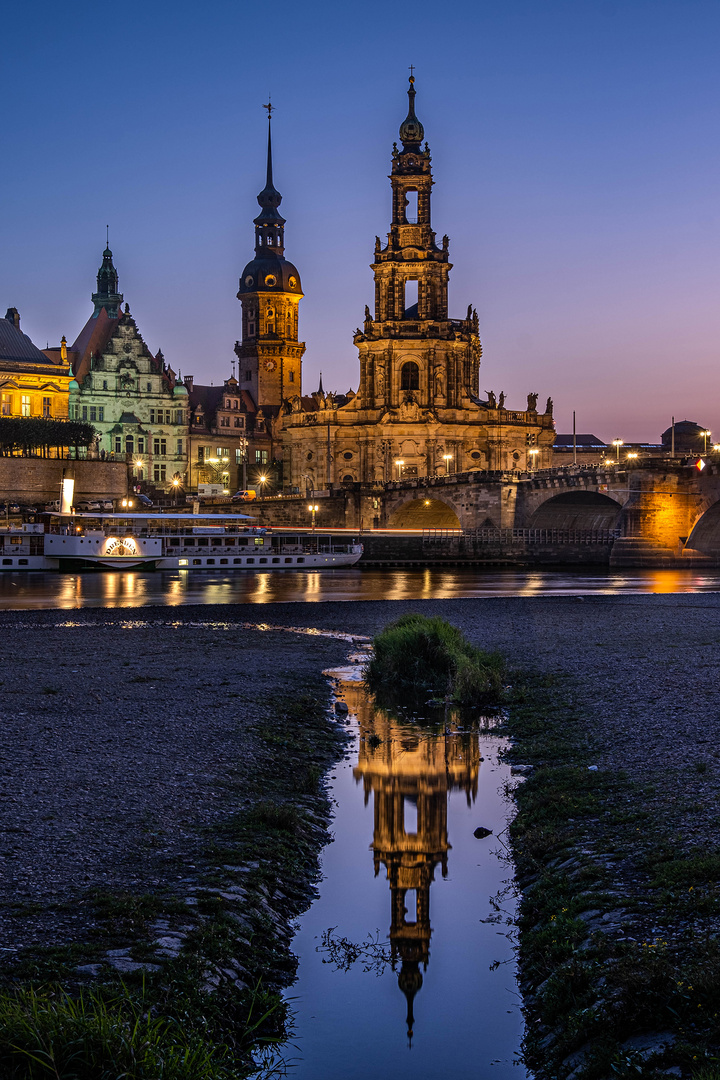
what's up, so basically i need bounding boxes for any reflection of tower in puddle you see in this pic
[347,682,480,1043]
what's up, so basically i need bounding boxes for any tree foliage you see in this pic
[0,418,96,458]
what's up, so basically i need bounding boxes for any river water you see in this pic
[267,662,526,1080]
[1,566,720,608]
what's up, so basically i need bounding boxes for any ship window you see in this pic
[169,538,181,547]
[220,558,228,564]
[233,557,241,563]
[284,557,293,563]
[272,557,280,563]
[197,538,209,547]
[193,558,201,564]
[2,559,11,565]
[207,558,215,564]
[246,557,254,564]
[401,361,419,390]
[297,557,304,563]
[259,557,267,564]
[179,558,188,566]
[405,190,418,223]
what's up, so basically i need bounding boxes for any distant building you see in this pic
[186,375,274,493]
[65,248,189,491]
[0,308,71,422]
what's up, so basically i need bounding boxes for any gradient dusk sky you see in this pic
[2,0,720,442]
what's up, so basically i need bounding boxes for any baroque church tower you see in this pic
[280,77,555,507]
[357,74,481,413]
[235,108,305,410]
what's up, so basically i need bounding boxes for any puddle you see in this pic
[266,670,528,1079]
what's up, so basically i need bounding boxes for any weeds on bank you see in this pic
[506,673,720,1079]
[0,984,236,1079]
[365,613,505,708]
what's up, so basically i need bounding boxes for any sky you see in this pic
[2,0,720,443]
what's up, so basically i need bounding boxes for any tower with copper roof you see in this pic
[235,106,305,411]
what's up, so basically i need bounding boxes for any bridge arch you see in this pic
[387,497,461,529]
[526,491,623,531]
[686,499,720,552]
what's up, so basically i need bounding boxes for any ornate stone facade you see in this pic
[67,248,188,490]
[280,79,555,489]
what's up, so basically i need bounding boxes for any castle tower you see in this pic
[356,76,482,414]
[235,107,305,409]
[91,241,123,318]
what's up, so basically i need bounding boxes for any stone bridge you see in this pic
[380,460,720,563]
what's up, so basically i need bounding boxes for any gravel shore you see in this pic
[1,593,719,1076]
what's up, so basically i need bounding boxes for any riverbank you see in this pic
[2,595,719,1076]
[0,616,354,1073]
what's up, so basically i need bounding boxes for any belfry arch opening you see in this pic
[403,280,418,318]
[404,190,418,224]
[388,497,460,529]
[527,491,622,531]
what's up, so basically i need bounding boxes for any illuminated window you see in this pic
[255,449,268,464]
[1,394,10,416]
[43,397,52,417]
[21,395,31,416]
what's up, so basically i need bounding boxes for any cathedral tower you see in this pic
[356,75,481,414]
[235,108,305,409]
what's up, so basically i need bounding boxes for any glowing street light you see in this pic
[702,430,712,453]
[172,475,181,506]
[713,444,720,453]
[257,473,269,495]
[528,448,540,471]
[612,439,624,462]
[394,459,405,480]
[308,503,319,531]
[627,452,638,461]
[442,452,453,475]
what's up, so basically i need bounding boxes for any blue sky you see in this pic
[3,0,720,441]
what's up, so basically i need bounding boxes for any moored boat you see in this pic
[2,513,364,572]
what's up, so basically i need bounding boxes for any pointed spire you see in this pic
[399,73,424,150]
[91,239,123,318]
[318,371,324,395]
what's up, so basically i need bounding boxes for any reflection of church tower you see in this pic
[235,107,305,410]
[353,704,480,1042]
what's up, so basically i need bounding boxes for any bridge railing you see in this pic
[422,528,621,546]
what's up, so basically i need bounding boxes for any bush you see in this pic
[364,613,505,707]
[0,985,236,1079]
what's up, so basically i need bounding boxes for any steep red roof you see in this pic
[69,308,120,381]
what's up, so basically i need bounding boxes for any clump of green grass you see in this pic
[364,613,505,708]
[0,984,234,1079]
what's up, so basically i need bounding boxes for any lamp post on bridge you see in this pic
[702,430,712,454]
[612,439,624,463]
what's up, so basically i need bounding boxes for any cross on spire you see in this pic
[409,64,415,78]
[262,99,274,120]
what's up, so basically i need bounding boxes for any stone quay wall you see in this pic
[0,458,128,504]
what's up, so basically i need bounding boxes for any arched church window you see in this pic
[401,361,420,391]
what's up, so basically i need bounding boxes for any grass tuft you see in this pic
[364,613,505,708]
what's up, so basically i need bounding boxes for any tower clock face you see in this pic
[264,274,277,287]
[264,359,277,372]
[244,275,254,287]
[288,276,297,288]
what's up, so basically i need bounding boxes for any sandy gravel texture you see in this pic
[0,616,349,949]
[1,593,718,949]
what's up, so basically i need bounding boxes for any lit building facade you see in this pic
[66,248,189,490]
[0,308,71,422]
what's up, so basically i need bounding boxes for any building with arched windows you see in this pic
[275,78,555,488]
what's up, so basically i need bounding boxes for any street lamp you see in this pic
[308,503,319,531]
[528,448,540,471]
[257,473,269,496]
[612,439,624,462]
[713,444,720,453]
[172,476,180,507]
[394,459,405,480]
[702,430,712,453]
[627,452,638,461]
[442,453,453,475]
